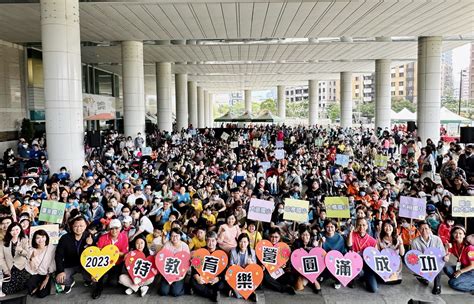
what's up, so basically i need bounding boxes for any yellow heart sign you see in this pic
[80,244,119,280]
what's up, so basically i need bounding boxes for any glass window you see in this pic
[94,69,114,96]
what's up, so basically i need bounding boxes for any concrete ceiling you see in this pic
[0,0,473,91]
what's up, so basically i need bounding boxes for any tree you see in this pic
[287,100,309,118]
[391,98,416,113]
[259,98,277,113]
[327,103,341,121]
[357,102,375,119]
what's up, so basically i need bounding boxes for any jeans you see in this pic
[358,264,378,293]
[63,266,91,287]
[159,278,185,296]
[444,265,474,292]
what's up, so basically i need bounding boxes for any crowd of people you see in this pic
[0,124,473,302]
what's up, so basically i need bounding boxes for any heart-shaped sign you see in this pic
[325,250,363,287]
[125,250,158,286]
[225,264,264,300]
[191,248,228,283]
[255,240,291,273]
[80,244,119,281]
[404,247,445,282]
[155,249,191,283]
[291,247,327,283]
[363,247,401,282]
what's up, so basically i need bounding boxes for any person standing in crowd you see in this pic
[411,221,449,295]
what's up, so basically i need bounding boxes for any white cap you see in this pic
[109,219,122,229]
[122,216,133,223]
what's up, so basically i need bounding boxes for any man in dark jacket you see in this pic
[55,216,92,293]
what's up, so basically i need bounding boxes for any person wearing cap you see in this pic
[444,225,474,293]
[411,221,449,295]
[91,219,129,299]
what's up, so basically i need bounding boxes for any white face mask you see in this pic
[436,188,443,194]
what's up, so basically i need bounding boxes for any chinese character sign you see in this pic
[156,249,191,283]
[247,198,274,223]
[399,196,426,220]
[374,154,388,168]
[252,140,261,148]
[230,141,238,148]
[275,149,285,160]
[221,132,230,140]
[225,264,264,300]
[275,140,284,148]
[191,248,228,283]
[325,197,350,218]
[325,251,363,287]
[452,196,474,217]
[404,247,445,282]
[363,247,401,282]
[291,247,327,283]
[283,199,309,222]
[255,240,291,273]
[38,200,66,224]
[80,245,119,281]
[335,154,350,167]
[125,250,158,286]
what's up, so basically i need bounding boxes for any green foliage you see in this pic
[357,102,375,119]
[287,99,309,118]
[391,98,416,112]
[259,98,277,113]
[20,118,35,141]
[327,103,341,121]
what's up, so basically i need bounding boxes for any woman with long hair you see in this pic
[444,226,474,293]
[229,233,257,301]
[376,220,404,284]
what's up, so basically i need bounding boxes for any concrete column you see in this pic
[340,72,353,128]
[197,86,205,128]
[209,93,214,128]
[156,62,172,132]
[122,41,145,141]
[417,36,442,144]
[175,73,188,130]
[244,89,252,113]
[41,0,84,178]
[375,59,392,131]
[187,81,198,127]
[308,80,319,126]
[277,85,286,119]
[204,90,210,127]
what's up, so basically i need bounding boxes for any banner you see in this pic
[363,247,401,282]
[325,197,350,218]
[225,264,264,300]
[335,154,350,167]
[255,240,291,274]
[374,154,389,168]
[275,140,284,148]
[230,141,238,148]
[283,199,309,222]
[39,200,66,224]
[452,196,474,217]
[399,196,426,220]
[252,140,261,148]
[81,245,119,281]
[124,250,158,286]
[260,161,271,172]
[247,198,274,223]
[191,248,228,283]
[275,149,285,160]
[142,146,152,156]
[221,132,230,140]
[291,247,327,283]
[29,224,60,245]
[404,247,445,282]
[314,138,324,147]
[83,93,116,120]
[156,249,191,283]
[325,250,363,287]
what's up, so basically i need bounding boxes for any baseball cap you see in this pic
[122,216,133,224]
[109,219,122,229]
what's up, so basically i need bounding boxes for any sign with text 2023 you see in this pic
[452,196,474,217]
[399,196,426,220]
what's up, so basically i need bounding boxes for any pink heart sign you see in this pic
[291,248,327,283]
[125,250,158,286]
[156,249,191,283]
[324,250,363,287]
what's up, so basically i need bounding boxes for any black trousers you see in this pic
[26,274,51,298]
[93,263,122,293]
[263,270,292,293]
[190,277,225,299]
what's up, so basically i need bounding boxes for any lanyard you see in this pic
[453,243,465,259]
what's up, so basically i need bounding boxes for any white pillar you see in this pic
[277,85,286,119]
[209,93,214,127]
[204,90,210,127]
[197,86,205,128]
[122,41,145,141]
[175,73,188,130]
[245,89,252,113]
[156,62,172,132]
[340,72,353,128]
[41,0,84,178]
[417,36,442,144]
[375,59,392,131]
[308,80,319,126]
[187,81,198,127]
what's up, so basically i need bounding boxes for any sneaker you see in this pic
[84,281,93,287]
[432,286,441,295]
[249,293,258,302]
[334,283,341,290]
[64,281,76,294]
[125,288,133,295]
[211,290,220,302]
[140,286,149,297]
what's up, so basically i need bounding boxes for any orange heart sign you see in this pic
[255,240,291,273]
[80,244,119,281]
[191,248,228,283]
[225,264,263,300]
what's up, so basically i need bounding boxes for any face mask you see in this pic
[360,192,366,196]
[468,190,474,195]
[278,208,284,214]
[443,201,451,206]
[402,222,409,228]
[436,188,443,194]
[61,170,66,174]
[22,144,27,148]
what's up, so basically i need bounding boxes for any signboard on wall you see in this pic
[83,93,116,120]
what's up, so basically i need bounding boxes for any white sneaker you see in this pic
[140,286,149,297]
[125,288,133,295]
[334,283,341,290]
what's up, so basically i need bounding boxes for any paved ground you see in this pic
[22,269,472,304]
